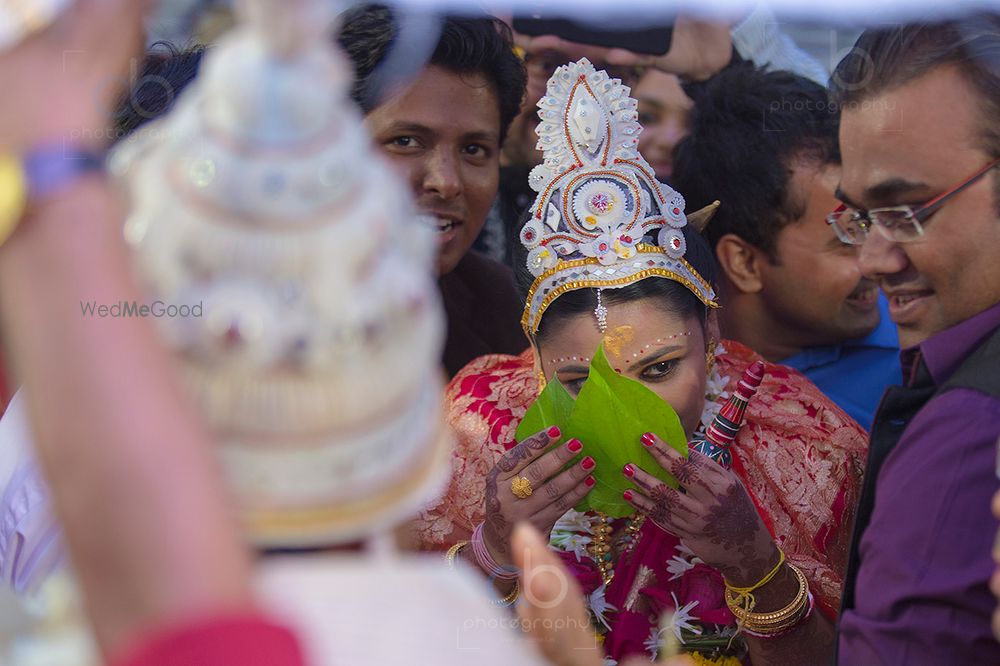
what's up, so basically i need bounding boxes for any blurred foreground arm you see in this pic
[516,16,732,82]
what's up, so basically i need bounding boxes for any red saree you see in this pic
[413,341,867,662]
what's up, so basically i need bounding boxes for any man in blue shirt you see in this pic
[673,65,901,428]
[781,295,900,427]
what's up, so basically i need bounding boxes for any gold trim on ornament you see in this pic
[521,246,718,335]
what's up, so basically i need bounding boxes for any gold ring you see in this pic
[510,476,533,499]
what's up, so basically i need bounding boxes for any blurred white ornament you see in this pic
[111,0,449,548]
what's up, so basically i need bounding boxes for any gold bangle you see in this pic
[727,563,810,634]
[723,549,786,618]
[727,564,807,620]
[494,580,520,607]
[445,540,471,569]
[728,571,806,624]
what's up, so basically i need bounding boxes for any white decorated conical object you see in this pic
[0,0,71,51]
[109,0,450,547]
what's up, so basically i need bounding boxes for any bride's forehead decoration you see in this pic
[520,58,718,336]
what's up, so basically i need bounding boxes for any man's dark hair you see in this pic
[114,43,205,138]
[671,64,840,260]
[830,15,1000,159]
[337,4,526,144]
[830,13,1000,210]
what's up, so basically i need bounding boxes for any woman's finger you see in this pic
[533,468,596,529]
[496,426,563,480]
[623,463,699,519]
[622,486,697,535]
[640,432,719,497]
[519,437,585,486]
[530,454,595,508]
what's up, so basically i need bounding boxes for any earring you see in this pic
[536,370,547,391]
[706,338,718,375]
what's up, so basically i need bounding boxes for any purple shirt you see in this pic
[838,301,1000,664]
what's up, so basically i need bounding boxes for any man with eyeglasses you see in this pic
[830,18,1000,665]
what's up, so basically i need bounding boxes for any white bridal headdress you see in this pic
[520,58,718,336]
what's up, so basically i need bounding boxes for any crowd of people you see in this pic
[0,1,999,665]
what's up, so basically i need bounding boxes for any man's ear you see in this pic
[714,233,765,294]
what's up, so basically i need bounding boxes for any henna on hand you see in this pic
[674,456,703,487]
[483,467,509,558]
[700,483,776,583]
[648,484,684,528]
[636,435,778,584]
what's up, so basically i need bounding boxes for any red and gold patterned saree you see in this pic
[413,341,867,663]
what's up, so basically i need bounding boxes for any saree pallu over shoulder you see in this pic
[715,342,867,619]
[413,343,867,620]
[412,351,538,547]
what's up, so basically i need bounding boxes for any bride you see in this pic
[413,58,868,665]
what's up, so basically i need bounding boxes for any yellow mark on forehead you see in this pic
[603,325,635,357]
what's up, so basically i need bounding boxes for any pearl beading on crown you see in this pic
[519,58,717,336]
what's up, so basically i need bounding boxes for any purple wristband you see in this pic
[24,146,104,199]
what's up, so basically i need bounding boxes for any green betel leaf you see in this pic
[515,371,576,445]
[567,345,688,518]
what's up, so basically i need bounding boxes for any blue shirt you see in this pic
[782,295,901,429]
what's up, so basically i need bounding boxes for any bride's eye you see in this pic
[562,375,588,394]
[639,358,679,382]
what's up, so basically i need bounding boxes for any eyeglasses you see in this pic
[826,158,1000,245]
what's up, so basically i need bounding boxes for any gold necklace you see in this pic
[587,512,645,586]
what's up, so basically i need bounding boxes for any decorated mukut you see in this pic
[416,58,870,664]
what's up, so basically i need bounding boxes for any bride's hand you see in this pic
[621,433,780,586]
[481,427,595,567]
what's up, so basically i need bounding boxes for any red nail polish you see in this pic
[566,438,583,453]
[547,426,561,438]
[641,432,656,447]
[623,489,634,502]
[584,476,596,488]
[623,463,635,478]
[581,456,596,471]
